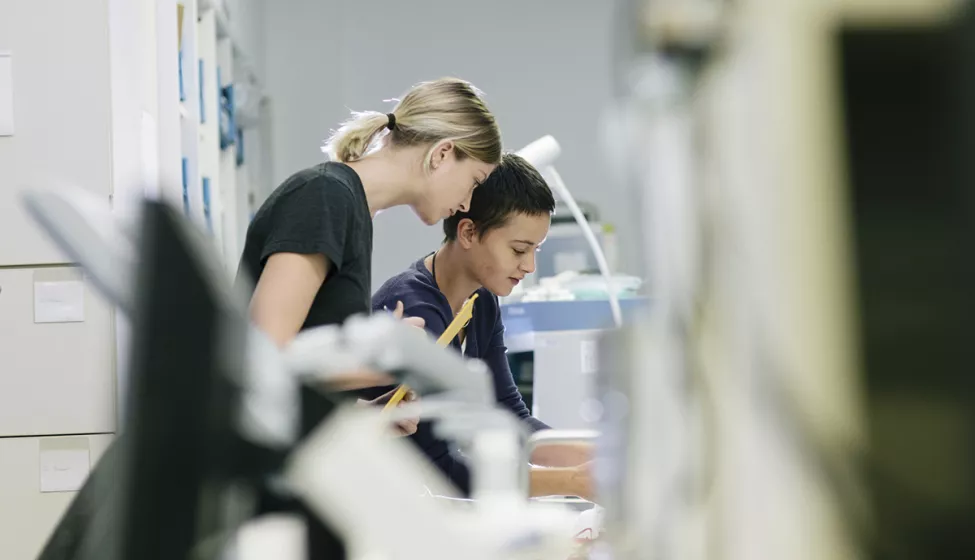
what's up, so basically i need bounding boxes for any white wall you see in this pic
[225,0,266,82]
[263,0,630,291]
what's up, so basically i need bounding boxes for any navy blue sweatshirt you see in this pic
[372,256,550,496]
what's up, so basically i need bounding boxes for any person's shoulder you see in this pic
[471,288,504,335]
[304,162,362,201]
[269,162,358,205]
[318,161,364,198]
[372,259,439,309]
[473,287,500,312]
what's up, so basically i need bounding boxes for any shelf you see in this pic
[177,0,267,275]
[196,0,266,103]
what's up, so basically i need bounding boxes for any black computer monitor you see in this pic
[38,199,257,560]
[112,199,257,558]
[116,200,355,560]
[37,195,479,559]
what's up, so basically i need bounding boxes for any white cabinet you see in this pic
[0,267,115,437]
[0,434,114,559]
[0,0,113,267]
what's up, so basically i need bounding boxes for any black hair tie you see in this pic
[386,113,396,131]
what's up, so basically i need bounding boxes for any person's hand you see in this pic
[570,461,595,502]
[361,386,420,436]
[320,369,395,392]
[390,300,425,330]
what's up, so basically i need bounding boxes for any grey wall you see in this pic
[263,0,630,292]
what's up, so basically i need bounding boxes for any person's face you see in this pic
[412,141,495,225]
[465,212,551,297]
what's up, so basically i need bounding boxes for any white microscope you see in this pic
[23,184,596,560]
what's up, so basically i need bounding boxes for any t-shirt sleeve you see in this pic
[485,301,550,433]
[260,176,354,271]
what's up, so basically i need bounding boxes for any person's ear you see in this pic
[457,218,477,249]
[429,140,455,171]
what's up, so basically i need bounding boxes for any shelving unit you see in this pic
[0,2,270,555]
[177,0,268,274]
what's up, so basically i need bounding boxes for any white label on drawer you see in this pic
[40,447,90,493]
[34,280,85,323]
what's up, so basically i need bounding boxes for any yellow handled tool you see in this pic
[382,294,479,412]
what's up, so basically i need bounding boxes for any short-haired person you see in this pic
[373,153,593,500]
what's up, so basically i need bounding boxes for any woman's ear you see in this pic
[429,140,455,171]
[457,218,478,249]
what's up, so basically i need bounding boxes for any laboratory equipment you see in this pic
[381,292,480,411]
[594,1,975,560]
[531,221,618,283]
[840,11,975,556]
[502,297,648,430]
[26,189,589,560]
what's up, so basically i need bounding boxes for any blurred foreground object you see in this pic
[595,0,975,559]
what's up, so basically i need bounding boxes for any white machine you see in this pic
[23,188,593,560]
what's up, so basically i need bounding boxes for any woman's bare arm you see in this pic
[528,462,593,501]
[530,441,593,467]
[249,252,329,348]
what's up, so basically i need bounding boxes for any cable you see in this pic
[545,166,623,328]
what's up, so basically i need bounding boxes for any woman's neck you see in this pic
[344,147,421,217]
[427,244,481,315]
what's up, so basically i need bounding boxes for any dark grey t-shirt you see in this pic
[235,161,372,558]
[236,162,373,329]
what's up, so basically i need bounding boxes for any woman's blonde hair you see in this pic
[323,77,502,169]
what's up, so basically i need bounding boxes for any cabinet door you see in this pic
[0,0,113,266]
[0,434,114,559]
[0,267,115,437]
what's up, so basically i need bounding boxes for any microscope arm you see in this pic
[284,313,495,405]
[286,404,579,560]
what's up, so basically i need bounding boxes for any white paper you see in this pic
[0,51,13,136]
[34,281,85,323]
[40,448,90,493]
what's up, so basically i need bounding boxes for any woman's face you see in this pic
[413,142,495,225]
[467,212,552,297]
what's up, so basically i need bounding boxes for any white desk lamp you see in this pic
[516,136,623,328]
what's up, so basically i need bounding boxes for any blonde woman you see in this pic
[237,77,503,558]
[238,77,502,352]
[40,79,503,560]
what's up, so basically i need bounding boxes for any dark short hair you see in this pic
[443,152,555,242]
